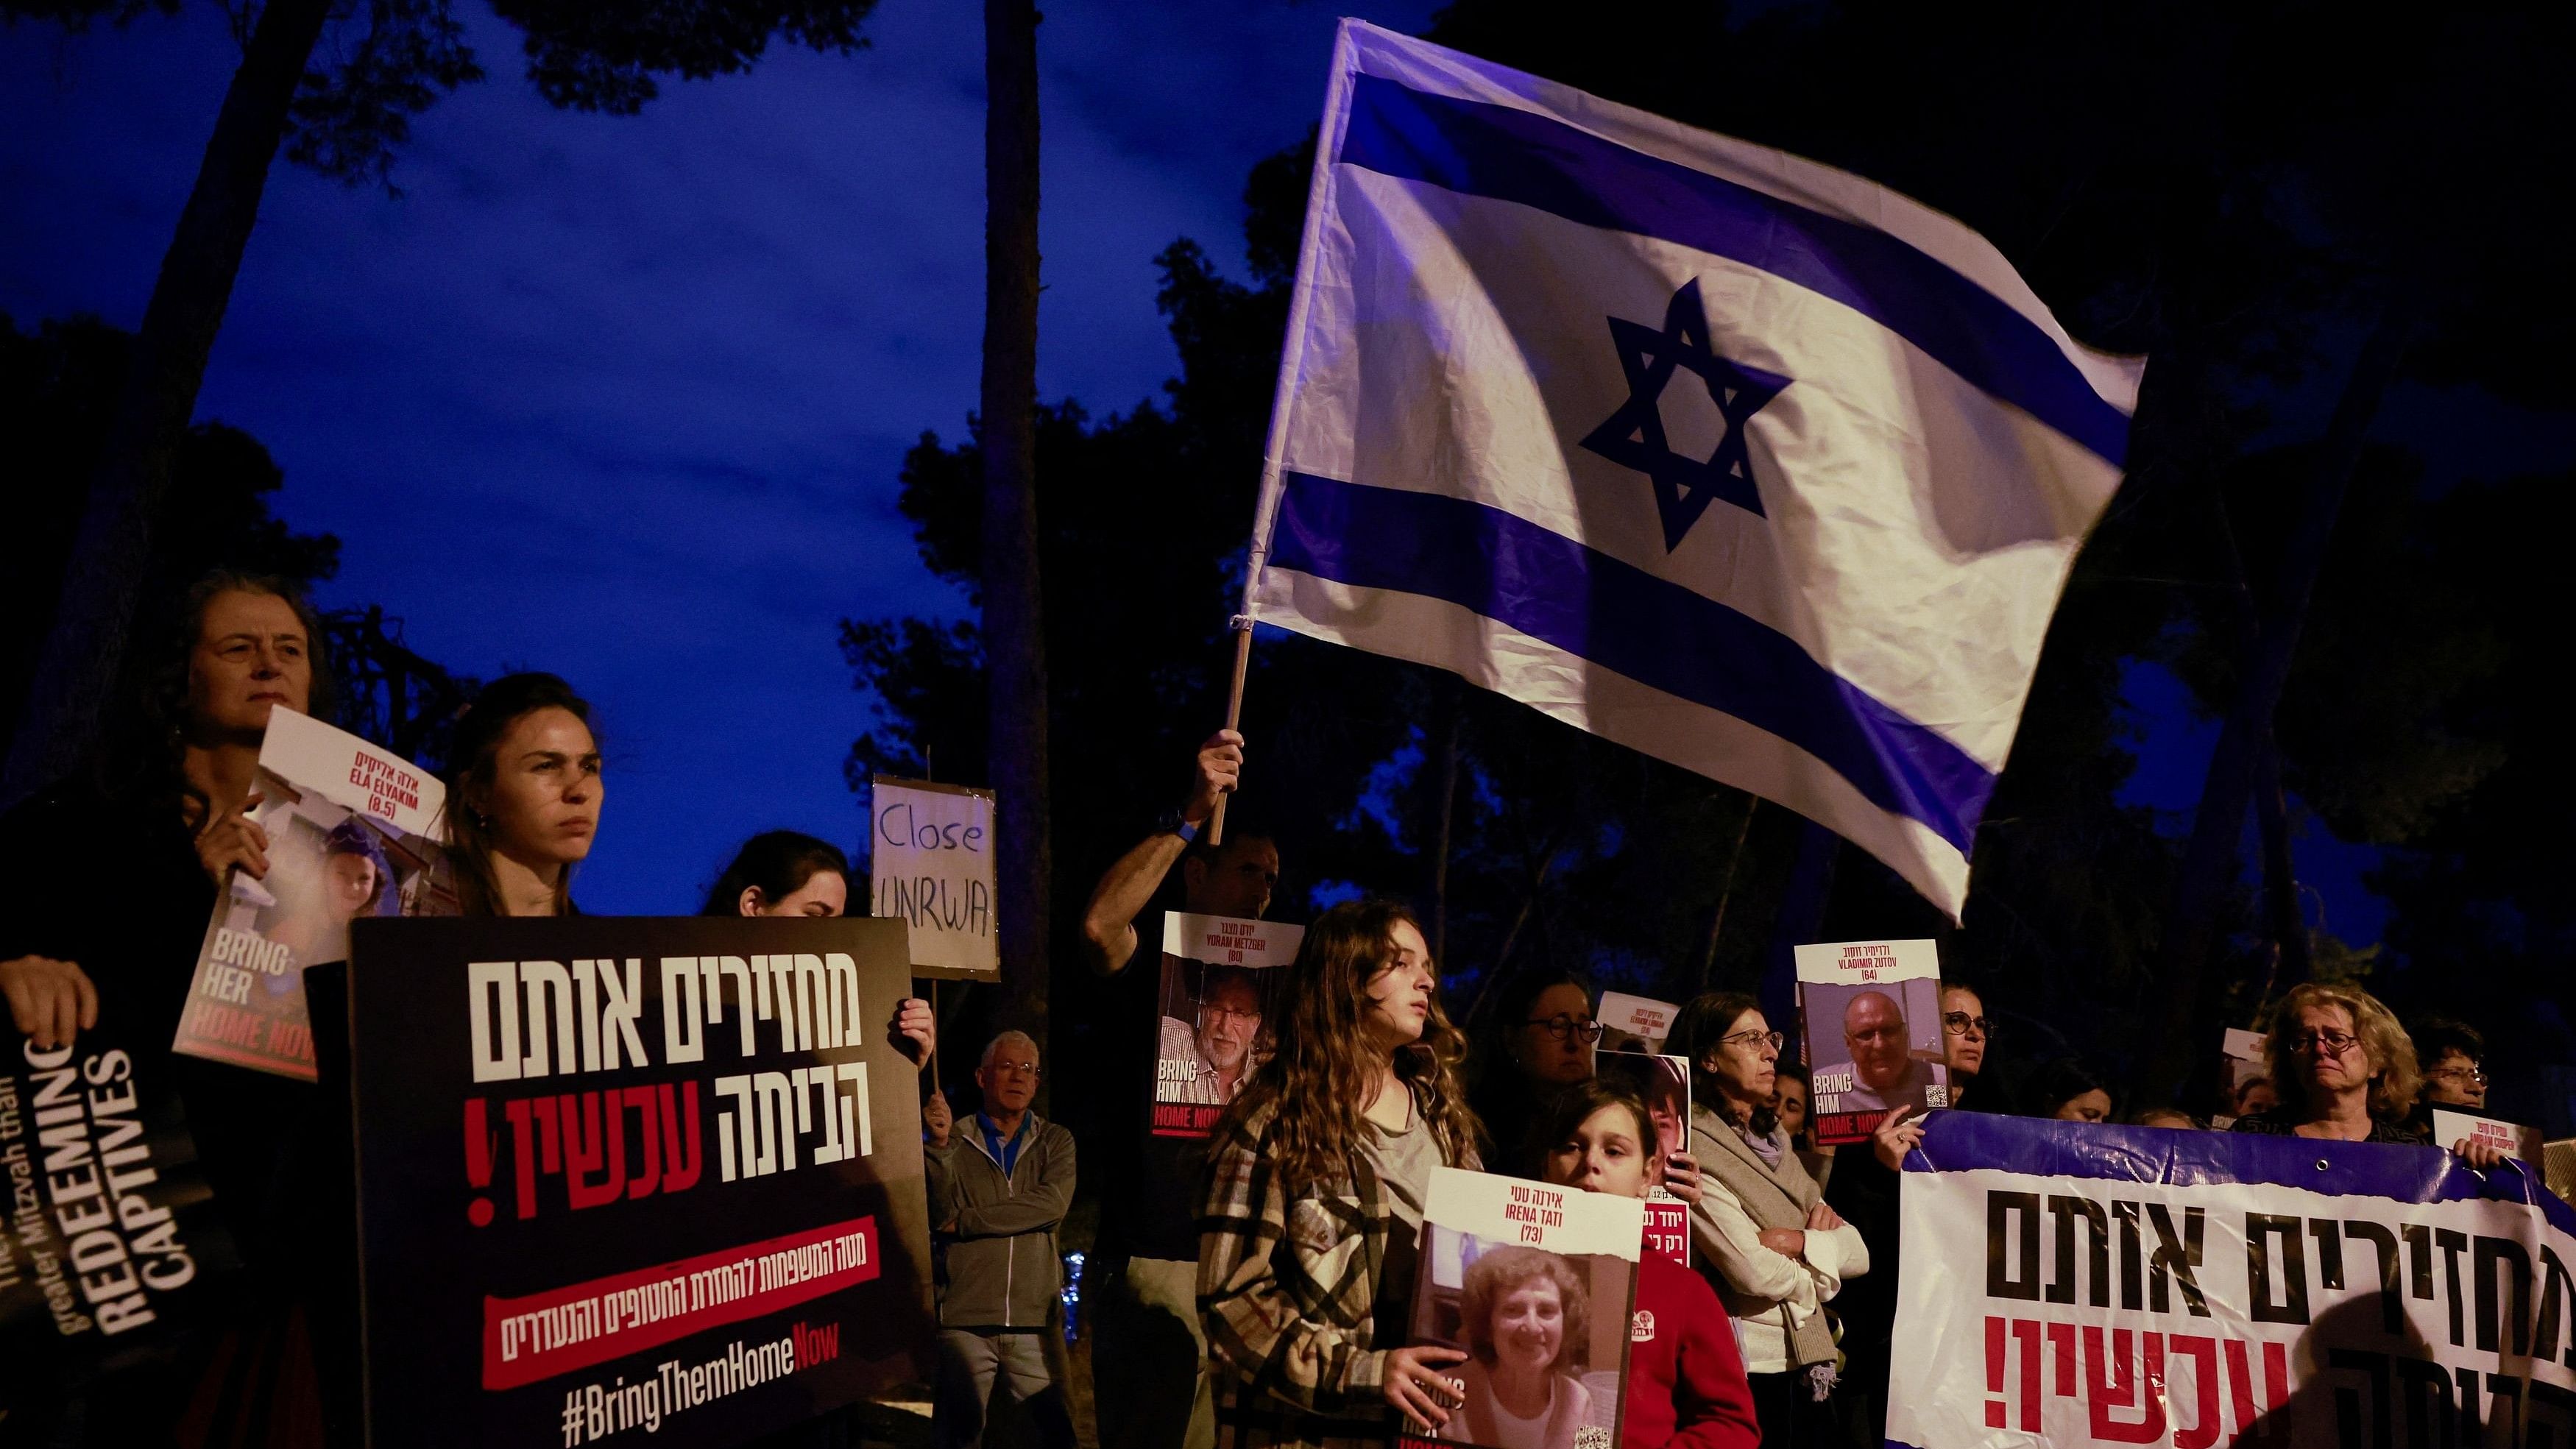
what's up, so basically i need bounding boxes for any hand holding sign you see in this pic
[194,789,271,884]
[0,954,97,1048]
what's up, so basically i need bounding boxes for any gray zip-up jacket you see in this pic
[924,1110,1076,1329]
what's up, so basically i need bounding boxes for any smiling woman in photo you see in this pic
[442,672,604,918]
[1440,1246,1595,1449]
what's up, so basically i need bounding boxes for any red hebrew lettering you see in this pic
[2169,1335,2223,1449]
[1986,1317,2007,1428]
[2082,1326,2168,1443]
[618,1085,661,1201]
[2014,1317,2042,1431]
[660,1081,702,1193]
[463,1098,498,1227]
[2048,1321,2078,1398]
[559,1091,623,1210]
[2224,1338,2290,1441]
[503,1098,542,1220]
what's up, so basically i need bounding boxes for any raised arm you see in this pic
[1078,730,1243,975]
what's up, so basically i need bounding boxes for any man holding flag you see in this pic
[1236,20,2142,919]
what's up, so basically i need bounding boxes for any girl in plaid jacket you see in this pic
[1197,899,1485,1449]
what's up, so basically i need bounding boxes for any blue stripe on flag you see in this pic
[1907,1112,2576,1236]
[1337,74,2132,468]
[1270,471,1995,851]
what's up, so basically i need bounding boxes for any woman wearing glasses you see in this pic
[1470,970,1602,1175]
[1668,993,1865,1449]
[2229,982,2512,1165]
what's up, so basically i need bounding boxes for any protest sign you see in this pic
[1150,912,1303,1138]
[868,777,997,979]
[1595,1050,1690,1265]
[1599,993,1677,1051]
[174,706,453,1081]
[1794,938,1947,1144]
[2432,1108,2543,1163]
[0,1019,243,1409]
[346,915,936,1448]
[1889,1112,2576,1449]
[1402,1166,1642,1449]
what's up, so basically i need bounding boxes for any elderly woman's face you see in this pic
[2287,1003,2372,1096]
[1490,1278,1565,1380]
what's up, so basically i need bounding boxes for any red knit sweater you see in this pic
[1623,1252,1761,1449]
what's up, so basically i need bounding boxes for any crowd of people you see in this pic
[0,571,2530,1449]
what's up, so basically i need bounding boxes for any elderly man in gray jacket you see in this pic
[924,1029,1078,1449]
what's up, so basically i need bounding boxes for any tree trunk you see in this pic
[2252,728,2307,988]
[1761,818,1839,1059]
[1,0,334,806]
[1696,795,1758,993]
[2137,299,2413,1105]
[980,0,1050,1057]
[1426,679,1462,965]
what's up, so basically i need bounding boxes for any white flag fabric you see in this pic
[1243,21,2144,916]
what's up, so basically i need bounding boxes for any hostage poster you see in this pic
[1150,911,1303,1138]
[174,706,454,1081]
[1889,1112,2576,1449]
[0,1018,243,1410]
[1795,938,1948,1144]
[1401,1165,1642,1449]
[346,915,936,1449]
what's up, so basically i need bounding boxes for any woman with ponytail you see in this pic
[1198,898,1484,1449]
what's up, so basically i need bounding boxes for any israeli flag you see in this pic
[1242,21,2143,918]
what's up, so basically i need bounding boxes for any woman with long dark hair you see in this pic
[442,673,602,918]
[1199,898,1484,1449]
[1668,993,1864,1449]
[0,571,343,1444]
[698,829,935,1069]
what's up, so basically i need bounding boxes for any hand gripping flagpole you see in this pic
[1206,22,1356,851]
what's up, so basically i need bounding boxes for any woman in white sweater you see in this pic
[1669,993,1868,1449]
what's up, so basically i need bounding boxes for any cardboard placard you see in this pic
[174,706,453,1080]
[1794,938,1948,1145]
[347,915,935,1448]
[1399,1166,1641,1449]
[2430,1108,2541,1163]
[1149,913,1303,1138]
[1596,993,1677,1052]
[867,778,997,979]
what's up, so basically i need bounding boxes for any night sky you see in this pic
[1,0,1436,913]
[3,1,2523,937]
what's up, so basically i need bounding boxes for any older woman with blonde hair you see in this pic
[2230,982,2503,1165]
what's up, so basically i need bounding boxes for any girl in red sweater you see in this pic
[1538,1080,1762,1449]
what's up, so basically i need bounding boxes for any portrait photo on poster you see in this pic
[1400,1167,1641,1449]
[1794,938,1947,1145]
[1591,1052,1690,1264]
[1150,912,1303,1138]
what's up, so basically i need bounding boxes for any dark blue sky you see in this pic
[1,0,1435,912]
[7,1,2536,940]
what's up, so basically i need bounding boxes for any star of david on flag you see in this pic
[1579,278,1791,548]
[1239,21,2145,916]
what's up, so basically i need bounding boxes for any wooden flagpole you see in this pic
[1206,619,1255,846]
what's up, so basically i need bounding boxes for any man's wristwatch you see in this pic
[1153,807,1203,845]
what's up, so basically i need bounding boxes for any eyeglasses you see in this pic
[2287,1031,2359,1057]
[1942,1011,1996,1038]
[2428,1066,2488,1085]
[1720,1028,1785,1053]
[988,1060,1041,1077]
[1199,1004,1261,1027]
[1526,1014,1605,1044]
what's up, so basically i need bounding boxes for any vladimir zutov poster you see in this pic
[0,1019,243,1411]
[1890,1111,2576,1449]
[347,915,936,1449]
[1403,1166,1642,1449]
[174,706,453,1081]
[868,777,997,979]
[1794,938,1947,1146]
[1150,912,1304,1138]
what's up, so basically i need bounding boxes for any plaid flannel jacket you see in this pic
[1197,1097,1478,1449]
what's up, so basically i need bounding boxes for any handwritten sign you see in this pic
[867,778,997,979]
